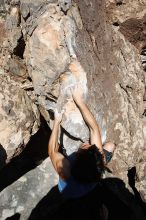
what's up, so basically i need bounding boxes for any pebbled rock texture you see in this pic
[0,158,58,220]
[0,74,39,164]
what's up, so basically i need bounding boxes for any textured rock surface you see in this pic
[106,0,146,23]
[0,0,146,218]
[0,0,5,17]
[0,74,39,165]
[0,1,40,165]
[105,0,146,200]
[0,158,58,220]
[106,0,146,70]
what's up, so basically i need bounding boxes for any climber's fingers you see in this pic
[70,86,74,96]
[54,109,64,122]
[70,84,84,104]
[70,84,80,95]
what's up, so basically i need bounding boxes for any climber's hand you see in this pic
[54,109,64,123]
[71,85,84,105]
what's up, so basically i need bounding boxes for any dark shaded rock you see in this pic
[120,17,146,51]
[0,145,7,170]
[7,56,28,80]
[0,0,6,17]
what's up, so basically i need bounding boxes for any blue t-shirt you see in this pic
[58,153,97,199]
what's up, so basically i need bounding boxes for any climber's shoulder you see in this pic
[54,153,71,180]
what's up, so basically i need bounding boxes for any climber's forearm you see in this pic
[76,100,98,131]
[76,101,103,152]
[48,120,62,172]
[48,120,60,158]
[48,120,70,179]
[90,127,103,152]
[71,85,103,152]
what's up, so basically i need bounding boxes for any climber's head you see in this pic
[71,144,105,184]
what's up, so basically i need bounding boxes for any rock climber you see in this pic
[48,85,116,199]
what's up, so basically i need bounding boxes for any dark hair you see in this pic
[71,145,105,184]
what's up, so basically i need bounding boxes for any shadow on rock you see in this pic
[28,178,146,220]
[5,213,21,220]
[0,144,7,170]
[28,185,103,220]
[102,177,146,220]
[127,167,146,216]
[0,117,51,192]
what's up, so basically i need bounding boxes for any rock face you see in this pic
[0,74,39,163]
[0,0,5,17]
[0,1,40,166]
[0,158,58,220]
[0,0,146,218]
[105,0,146,199]
[106,0,146,71]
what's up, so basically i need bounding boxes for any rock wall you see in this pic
[0,0,146,218]
[0,74,39,162]
[0,158,58,220]
[106,0,146,199]
[0,14,40,169]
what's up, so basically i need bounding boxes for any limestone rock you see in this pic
[106,0,146,23]
[21,1,146,201]
[105,0,146,199]
[0,158,58,220]
[0,0,6,17]
[106,0,146,71]
[0,74,40,167]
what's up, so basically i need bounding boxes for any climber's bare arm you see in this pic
[48,111,70,180]
[72,86,103,153]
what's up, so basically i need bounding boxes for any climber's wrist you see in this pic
[76,99,86,107]
[54,118,61,124]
